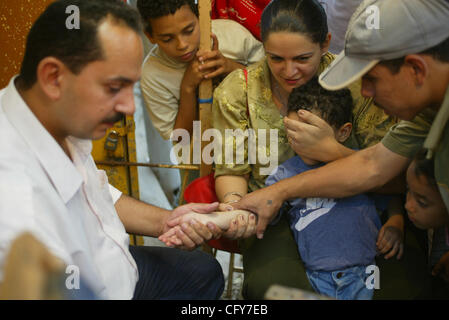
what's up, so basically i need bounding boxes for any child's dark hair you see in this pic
[287,77,353,129]
[261,0,328,45]
[412,149,438,188]
[137,0,198,35]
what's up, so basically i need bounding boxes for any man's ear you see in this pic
[404,54,428,87]
[36,57,66,101]
[336,122,352,143]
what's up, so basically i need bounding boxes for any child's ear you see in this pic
[335,122,352,143]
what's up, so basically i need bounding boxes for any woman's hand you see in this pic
[284,110,347,163]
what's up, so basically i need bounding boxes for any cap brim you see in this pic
[319,51,379,90]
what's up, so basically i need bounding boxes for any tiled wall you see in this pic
[0,0,54,87]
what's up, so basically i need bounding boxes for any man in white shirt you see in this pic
[0,0,228,299]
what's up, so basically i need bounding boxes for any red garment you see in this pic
[211,0,271,41]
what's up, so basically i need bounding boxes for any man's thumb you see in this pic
[256,217,268,240]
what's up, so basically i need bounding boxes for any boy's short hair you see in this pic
[136,0,198,35]
[412,149,437,188]
[287,77,353,128]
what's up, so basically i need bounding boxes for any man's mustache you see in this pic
[103,113,125,124]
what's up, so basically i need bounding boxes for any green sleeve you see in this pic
[212,69,252,178]
[381,109,436,158]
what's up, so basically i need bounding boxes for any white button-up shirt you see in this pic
[0,77,138,299]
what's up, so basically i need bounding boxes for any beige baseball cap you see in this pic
[319,0,449,90]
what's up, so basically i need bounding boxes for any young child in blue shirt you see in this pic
[265,77,404,300]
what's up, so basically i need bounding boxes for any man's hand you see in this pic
[233,186,284,240]
[284,110,345,163]
[159,202,222,251]
[376,214,404,260]
[432,251,449,283]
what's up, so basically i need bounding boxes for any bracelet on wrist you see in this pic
[223,191,243,201]
[224,199,239,205]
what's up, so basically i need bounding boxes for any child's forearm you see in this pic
[181,210,252,230]
[173,85,197,138]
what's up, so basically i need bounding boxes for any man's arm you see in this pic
[234,142,411,239]
[114,194,222,250]
[114,193,170,238]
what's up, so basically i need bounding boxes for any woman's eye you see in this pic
[295,56,311,62]
[270,56,282,62]
[185,28,194,35]
[161,38,172,43]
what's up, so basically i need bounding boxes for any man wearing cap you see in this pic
[235,0,449,298]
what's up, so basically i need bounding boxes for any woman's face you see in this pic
[264,31,329,93]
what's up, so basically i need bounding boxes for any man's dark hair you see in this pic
[136,0,198,35]
[18,0,143,90]
[379,36,449,74]
[287,77,353,128]
[413,148,438,188]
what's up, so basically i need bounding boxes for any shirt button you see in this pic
[336,272,343,279]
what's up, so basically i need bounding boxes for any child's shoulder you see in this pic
[211,19,253,34]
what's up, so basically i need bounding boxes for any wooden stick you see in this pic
[95,160,199,171]
[198,0,213,177]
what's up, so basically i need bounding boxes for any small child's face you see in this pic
[147,5,200,63]
[405,161,449,229]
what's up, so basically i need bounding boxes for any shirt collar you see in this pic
[2,76,84,204]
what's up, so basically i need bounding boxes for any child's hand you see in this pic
[432,251,449,283]
[376,215,404,260]
[181,57,205,91]
[196,34,241,79]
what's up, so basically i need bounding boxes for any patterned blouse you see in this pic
[212,53,396,192]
